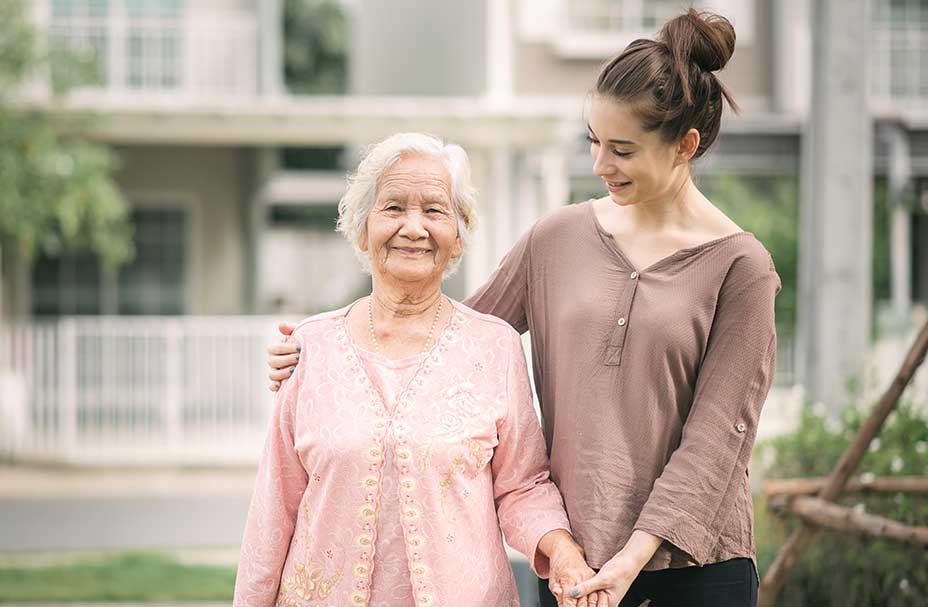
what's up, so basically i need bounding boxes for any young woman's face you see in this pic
[587,95,688,207]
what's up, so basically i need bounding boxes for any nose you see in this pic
[397,210,429,240]
[592,146,614,178]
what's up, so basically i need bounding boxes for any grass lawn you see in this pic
[0,499,789,603]
[0,552,236,602]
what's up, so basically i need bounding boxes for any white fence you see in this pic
[0,315,802,467]
[0,316,285,466]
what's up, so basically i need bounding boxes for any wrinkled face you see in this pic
[362,153,462,285]
[587,95,685,207]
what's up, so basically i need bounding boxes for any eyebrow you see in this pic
[379,191,451,205]
[587,124,637,146]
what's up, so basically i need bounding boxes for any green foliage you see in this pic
[0,0,132,269]
[705,172,896,342]
[284,0,348,94]
[756,402,928,606]
[701,174,799,334]
[0,552,235,601]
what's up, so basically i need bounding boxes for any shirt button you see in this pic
[617,317,627,327]
[736,423,747,433]
[630,271,638,279]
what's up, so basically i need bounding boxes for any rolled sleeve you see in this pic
[633,262,780,565]
[493,330,571,578]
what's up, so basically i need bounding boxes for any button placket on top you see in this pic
[605,270,640,366]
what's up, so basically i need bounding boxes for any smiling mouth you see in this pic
[394,247,432,255]
[605,179,632,189]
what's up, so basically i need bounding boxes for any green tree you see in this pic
[0,0,132,300]
[702,174,800,335]
[283,0,348,94]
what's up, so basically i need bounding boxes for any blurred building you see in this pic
[2,0,928,463]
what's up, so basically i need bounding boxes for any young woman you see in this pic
[267,10,777,607]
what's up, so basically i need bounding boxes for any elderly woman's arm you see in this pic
[492,329,598,603]
[234,338,309,607]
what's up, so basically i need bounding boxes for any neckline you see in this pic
[343,296,458,363]
[585,199,750,273]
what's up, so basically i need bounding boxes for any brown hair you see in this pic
[595,8,739,158]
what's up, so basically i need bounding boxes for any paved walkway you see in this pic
[0,465,258,498]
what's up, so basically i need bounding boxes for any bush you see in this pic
[756,402,928,607]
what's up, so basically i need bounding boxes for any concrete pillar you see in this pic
[246,148,276,313]
[258,0,283,96]
[770,0,811,115]
[796,0,873,413]
[485,0,513,107]
[884,123,913,319]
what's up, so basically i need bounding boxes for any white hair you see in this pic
[336,132,479,277]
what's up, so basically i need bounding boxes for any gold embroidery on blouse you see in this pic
[416,444,432,474]
[276,505,344,606]
[437,437,492,517]
[277,559,343,605]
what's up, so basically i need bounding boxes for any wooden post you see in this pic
[764,476,928,497]
[759,319,928,605]
[769,495,928,547]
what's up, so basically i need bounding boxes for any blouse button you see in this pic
[617,317,627,327]
[736,422,747,433]
[630,271,638,279]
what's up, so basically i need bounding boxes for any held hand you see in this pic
[567,552,640,607]
[267,322,298,392]
[538,530,603,607]
[568,530,661,607]
[548,545,601,607]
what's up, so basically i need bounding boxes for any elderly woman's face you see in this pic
[362,153,461,284]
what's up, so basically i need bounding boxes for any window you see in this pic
[872,0,928,104]
[117,209,187,315]
[566,0,688,34]
[31,208,188,316]
[49,0,184,92]
[32,249,104,316]
[535,0,753,59]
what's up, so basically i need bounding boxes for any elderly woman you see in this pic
[234,133,594,607]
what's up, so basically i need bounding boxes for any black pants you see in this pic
[537,558,757,607]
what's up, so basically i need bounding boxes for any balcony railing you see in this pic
[38,8,261,104]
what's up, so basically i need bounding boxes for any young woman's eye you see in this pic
[585,134,599,145]
[613,150,633,158]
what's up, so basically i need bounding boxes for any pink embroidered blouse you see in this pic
[234,299,571,607]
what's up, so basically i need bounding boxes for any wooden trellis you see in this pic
[758,320,928,606]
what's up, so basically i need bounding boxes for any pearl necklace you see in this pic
[368,295,444,357]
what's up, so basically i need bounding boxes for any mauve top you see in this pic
[465,200,780,571]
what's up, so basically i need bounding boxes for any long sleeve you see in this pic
[464,225,534,334]
[633,257,780,566]
[234,336,309,606]
[493,329,571,578]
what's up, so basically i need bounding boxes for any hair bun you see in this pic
[658,9,736,73]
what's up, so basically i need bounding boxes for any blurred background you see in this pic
[0,0,926,605]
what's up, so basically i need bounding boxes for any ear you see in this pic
[450,232,463,261]
[359,228,369,253]
[675,128,700,165]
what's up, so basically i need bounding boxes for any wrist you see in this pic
[538,529,582,558]
[617,530,662,570]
